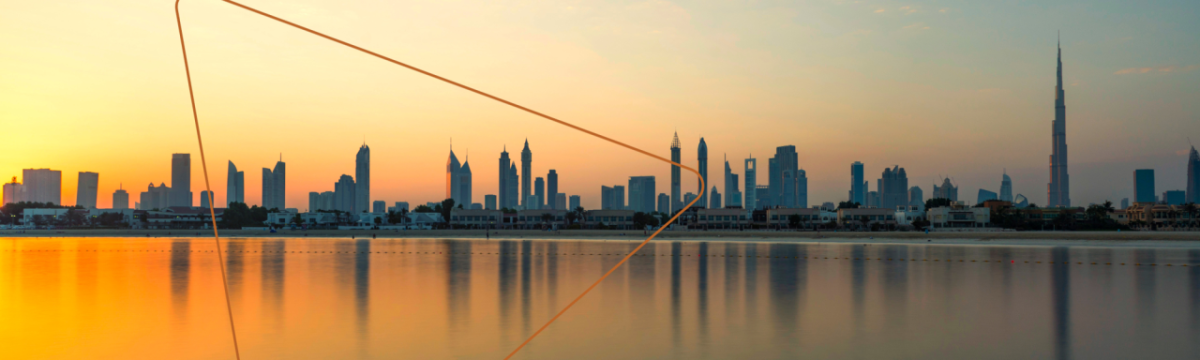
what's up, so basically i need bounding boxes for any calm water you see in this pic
[1,237,1198,359]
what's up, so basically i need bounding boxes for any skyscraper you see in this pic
[309,192,319,212]
[499,146,510,209]
[22,168,61,205]
[934,178,958,201]
[1162,190,1185,205]
[200,190,212,208]
[710,186,721,209]
[1134,169,1155,203]
[978,189,998,204]
[569,195,580,210]
[226,161,244,206]
[766,156,778,208]
[508,163,519,209]
[909,186,924,209]
[697,137,708,208]
[521,139,532,208]
[446,145,461,202]
[797,169,808,209]
[373,200,386,213]
[262,158,286,210]
[335,175,356,212]
[535,177,545,209]
[76,171,98,208]
[356,143,370,213]
[1047,38,1071,208]
[670,132,681,212]
[555,193,566,210]
[547,170,558,209]
[460,157,473,206]
[262,167,275,209]
[628,176,656,213]
[772,145,799,208]
[744,156,757,210]
[601,186,614,210]
[1188,146,1199,204]
[2,177,22,205]
[1000,171,1013,202]
[657,193,669,214]
[139,183,171,210]
[485,195,497,210]
[112,185,129,209]
[723,154,740,208]
[879,166,909,210]
[171,154,192,207]
[850,161,866,205]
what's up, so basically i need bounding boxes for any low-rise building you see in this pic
[763,208,829,229]
[1125,202,1195,230]
[696,208,751,229]
[584,210,635,229]
[516,209,567,229]
[926,206,990,228]
[145,206,224,229]
[837,208,897,229]
[451,209,503,229]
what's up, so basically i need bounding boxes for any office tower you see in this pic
[335,175,356,212]
[139,183,171,210]
[507,163,519,209]
[569,195,581,210]
[260,158,286,210]
[485,195,497,210]
[723,154,740,208]
[356,144,371,213]
[797,169,808,209]
[392,202,409,212]
[614,185,626,210]
[521,139,532,207]
[1188,146,1200,204]
[754,185,769,209]
[766,157,778,208]
[601,186,616,210]
[697,138,708,208]
[555,193,566,210]
[535,177,545,208]
[112,185,129,209]
[447,145,461,202]
[226,161,244,206]
[23,168,62,205]
[867,191,880,208]
[1000,171,1013,202]
[710,186,721,209]
[850,161,866,205]
[657,193,669,213]
[933,178,958,201]
[1013,194,1029,208]
[546,170,558,209]
[76,171,98,208]
[628,176,656,213]
[200,190,212,208]
[978,189,998,204]
[317,192,335,211]
[1133,169,1156,203]
[2,177,23,205]
[262,168,275,209]
[684,192,697,207]
[460,157,473,206]
[372,200,385,213]
[1048,39,1071,208]
[525,195,539,210]
[308,192,319,212]
[772,145,799,208]
[744,157,757,210]
[170,154,192,207]
[670,132,681,212]
[909,186,924,208]
[879,166,909,210]
[1120,198,1129,210]
[1162,190,1185,205]
[499,146,510,209]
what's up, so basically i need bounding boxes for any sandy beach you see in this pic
[4,229,1200,248]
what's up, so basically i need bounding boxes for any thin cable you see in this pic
[216,1,705,358]
[175,1,242,359]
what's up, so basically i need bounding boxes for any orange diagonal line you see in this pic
[209,1,707,358]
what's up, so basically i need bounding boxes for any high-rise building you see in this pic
[499,146,510,209]
[754,185,769,209]
[547,170,558,209]
[507,163,519,209]
[766,157,778,208]
[1188,146,1200,204]
[319,192,335,211]
[569,195,581,211]
[23,168,62,205]
[879,166,909,210]
[460,157,473,206]
[601,185,620,210]
[614,186,625,210]
[2,177,23,205]
[710,186,721,209]
[1047,39,1071,208]
[628,176,656,213]
[525,195,539,210]
[446,145,461,203]
[697,138,708,208]
[335,175,356,212]
[1162,190,1185,205]
[308,192,320,212]
[200,190,212,208]
[867,191,880,208]
[261,158,286,210]
[909,186,924,209]
[76,171,99,208]
[657,193,669,214]
[485,195,497,210]
[521,139,532,208]
[797,169,808,209]
[1000,171,1013,202]
[112,185,129,209]
[373,200,385,213]
[850,161,866,205]
[171,154,192,207]
[555,193,566,209]
[978,189,998,204]
[139,183,171,210]
[535,177,545,209]
[771,145,798,208]
[1133,169,1155,203]
[744,156,757,210]
[723,154,740,208]
[684,192,697,207]
[1120,198,1129,210]
[933,178,958,201]
[227,161,244,206]
[356,144,371,213]
[670,132,682,212]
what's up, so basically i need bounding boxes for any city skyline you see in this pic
[4,1,1198,209]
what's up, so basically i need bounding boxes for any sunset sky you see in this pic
[3,0,1198,210]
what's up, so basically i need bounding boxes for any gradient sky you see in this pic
[3,0,1198,210]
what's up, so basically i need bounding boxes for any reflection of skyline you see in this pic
[169,240,190,324]
[768,243,801,347]
[669,241,682,350]
[697,242,709,349]
[447,240,471,335]
[262,240,286,333]
[354,239,371,344]
[1051,247,1071,360]
[1190,249,1200,332]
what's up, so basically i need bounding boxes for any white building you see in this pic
[76,171,99,208]
[23,168,62,205]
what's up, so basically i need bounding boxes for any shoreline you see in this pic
[4,229,1200,248]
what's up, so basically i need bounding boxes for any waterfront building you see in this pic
[697,208,752,229]
[112,185,129,209]
[670,133,682,212]
[569,195,580,210]
[657,193,669,213]
[226,161,244,206]
[2,177,23,205]
[1134,169,1155,203]
[534,177,545,209]
[933,178,958,201]
[697,138,708,208]
[628,176,656,213]
[200,190,211,208]
[978,189,998,204]
[744,156,757,210]
[797,169,808,209]
[76,171,98,208]
[762,208,827,229]
[446,145,462,204]
[710,186,721,209]
[1162,190,1185,205]
[23,168,62,205]
[837,208,898,229]
[139,183,172,210]
[508,163,519,209]
[261,158,286,210]
[821,202,835,211]
[1000,171,1013,202]
[335,175,356,212]
[554,193,566,210]
[460,157,473,206]
[171,154,192,207]
[373,200,386,213]
[723,154,740,208]
[754,186,768,209]
[927,206,991,228]
[498,146,510,209]
[1188,146,1200,203]
[521,139,532,208]
[583,209,636,229]
[356,144,371,213]
[485,195,497,210]
[879,166,909,210]
[1047,39,1072,208]
[547,170,558,209]
[850,161,866,205]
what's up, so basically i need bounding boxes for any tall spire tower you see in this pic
[1047,35,1071,208]
[670,132,682,213]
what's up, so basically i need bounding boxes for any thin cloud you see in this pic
[903,22,930,30]
[875,8,885,13]
[938,8,950,14]
[1114,64,1200,75]
[900,6,917,14]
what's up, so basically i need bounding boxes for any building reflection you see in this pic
[723,242,739,320]
[1050,247,1071,360]
[169,240,190,324]
[697,242,709,348]
[1190,249,1200,332]
[446,240,472,334]
[882,246,908,331]
[1134,249,1157,322]
[498,240,518,339]
[768,243,801,346]
[354,239,371,342]
[262,240,286,333]
[670,241,682,349]
[850,244,867,339]
[546,242,558,312]
[225,241,245,298]
[520,240,532,334]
